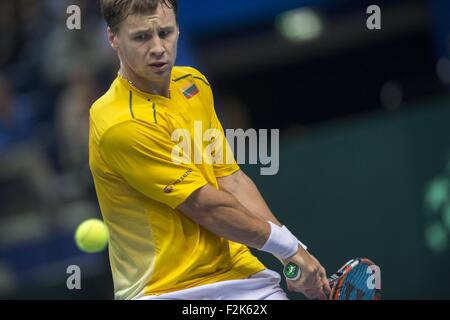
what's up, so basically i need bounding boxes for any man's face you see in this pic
[110,3,179,83]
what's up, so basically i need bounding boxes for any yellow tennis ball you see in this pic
[75,219,109,253]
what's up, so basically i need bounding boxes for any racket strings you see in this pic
[338,264,375,300]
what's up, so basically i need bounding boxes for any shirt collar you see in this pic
[117,72,176,103]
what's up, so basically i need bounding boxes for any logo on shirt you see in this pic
[181,82,199,99]
[164,168,193,193]
[164,185,174,194]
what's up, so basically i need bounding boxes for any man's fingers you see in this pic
[303,288,319,300]
[303,291,313,300]
[302,274,327,300]
[285,254,331,300]
[318,290,328,300]
[318,266,332,294]
[320,275,332,295]
[322,278,331,296]
[305,288,325,300]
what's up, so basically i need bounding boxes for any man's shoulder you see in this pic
[90,78,133,140]
[91,78,125,114]
[172,66,211,87]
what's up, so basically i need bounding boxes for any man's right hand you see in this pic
[282,248,331,300]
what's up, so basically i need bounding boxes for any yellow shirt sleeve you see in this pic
[210,107,240,178]
[192,69,240,178]
[99,120,208,209]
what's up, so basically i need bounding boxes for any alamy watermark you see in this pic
[367,264,382,290]
[66,265,81,290]
[170,121,279,176]
[366,5,381,30]
[66,4,381,31]
[66,5,81,30]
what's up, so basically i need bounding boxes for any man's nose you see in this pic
[150,37,165,57]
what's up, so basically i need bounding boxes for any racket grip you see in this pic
[283,262,301,281]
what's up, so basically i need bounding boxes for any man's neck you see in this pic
[119,67,171,98]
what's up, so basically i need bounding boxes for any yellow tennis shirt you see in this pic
[89,66,266,299]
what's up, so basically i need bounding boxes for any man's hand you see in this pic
[282,248,331,300]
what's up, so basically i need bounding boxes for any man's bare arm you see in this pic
[217,169,331,298]
[177,181,330,299]
[217,170,282,226]
[177,184,270,249]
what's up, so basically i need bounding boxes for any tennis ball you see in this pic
[75,219,109,253]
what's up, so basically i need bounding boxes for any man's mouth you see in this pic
[149,62,168,69]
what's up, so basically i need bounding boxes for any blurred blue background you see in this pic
[0,0,450,299]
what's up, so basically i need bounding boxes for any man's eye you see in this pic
[159,30,172,38]
[134,34,148,41]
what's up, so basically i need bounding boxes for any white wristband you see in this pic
[260,221,302,259]
[282,225,307,251]
[298,239,308,251]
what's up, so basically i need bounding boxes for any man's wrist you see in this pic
[260,221,307,259]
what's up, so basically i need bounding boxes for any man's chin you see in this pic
[147,63,171,76]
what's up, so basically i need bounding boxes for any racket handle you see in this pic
[283,262,301,281]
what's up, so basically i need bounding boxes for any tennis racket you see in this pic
[327,257,381,300]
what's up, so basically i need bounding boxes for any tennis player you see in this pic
[90,0,330,300]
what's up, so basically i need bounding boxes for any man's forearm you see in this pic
[218,170,282,226]
[178,184,271,249]
[178,183,304,263]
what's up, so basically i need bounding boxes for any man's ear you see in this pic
[107,27,119,50]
